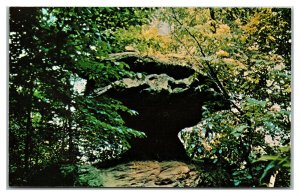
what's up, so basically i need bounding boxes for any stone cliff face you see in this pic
[92,53,220,162]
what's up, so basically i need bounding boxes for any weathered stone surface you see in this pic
[177,122,216,159]
[100,161,200,187]
[94,73,194,95]
[90,53,219,162]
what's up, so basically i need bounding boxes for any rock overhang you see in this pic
[92,53,221,161]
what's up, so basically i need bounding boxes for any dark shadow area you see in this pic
[108,88,213,162]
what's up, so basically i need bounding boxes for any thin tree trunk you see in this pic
[24,83,34,175]
[267,170,279,187]
[171,8,256,184]
[66,84,75,164]
[68,117,75,163]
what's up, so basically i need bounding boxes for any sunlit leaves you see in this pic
[9,7,291,187]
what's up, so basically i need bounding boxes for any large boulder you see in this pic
[92,53,220,161]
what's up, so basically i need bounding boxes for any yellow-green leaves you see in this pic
[216,50,229,57]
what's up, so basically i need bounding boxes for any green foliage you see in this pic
[75,95,145,164]
[253,145,290,186]
[9,7,291,187]
[60,164,104,187]
[195,161,232,187]
[128,8,291,187]
[76,165,104,187]
[9,7,152,186]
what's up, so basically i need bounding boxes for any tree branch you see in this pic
[171,8,243,115]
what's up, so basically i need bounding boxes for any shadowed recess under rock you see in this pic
[92,54,221,162]
[108,87,213,161]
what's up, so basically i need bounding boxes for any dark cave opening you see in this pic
[108,88,211,161]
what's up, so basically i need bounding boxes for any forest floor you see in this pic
[100,161,201,187]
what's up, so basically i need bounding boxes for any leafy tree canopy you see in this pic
[117,7,291,187]
[9,7,153,186]
[9,7,291,187]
